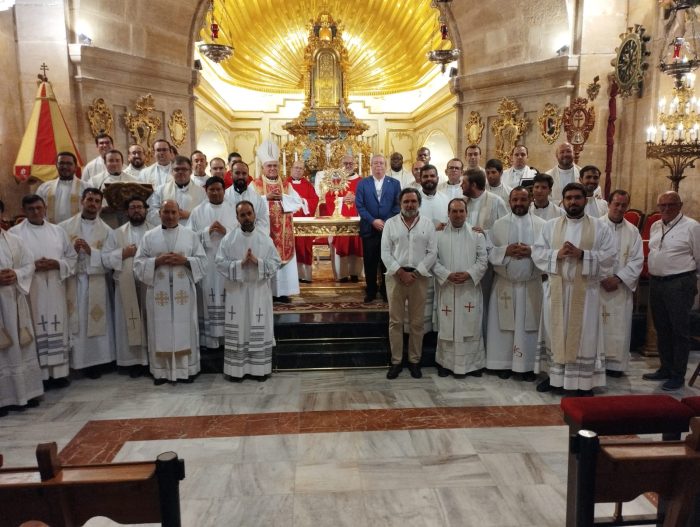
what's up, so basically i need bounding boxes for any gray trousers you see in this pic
[649,273,697,380]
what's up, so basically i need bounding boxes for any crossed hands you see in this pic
[447,272,471,284]
[209,221,227,236]
[0,268,17,286]
[242,248,258,266]
[557,241,584,260]
[74,238,91,255]
[34,258,60,272]
[155,252,188,267]
[505,243,531,259]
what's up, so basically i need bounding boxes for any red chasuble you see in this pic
[253,177,297,264]
[288,176,319,266]
[324,174,363,257]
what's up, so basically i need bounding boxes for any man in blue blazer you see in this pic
[355,154,401,302]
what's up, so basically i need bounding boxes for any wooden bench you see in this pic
[570,417,700,527]
[0,442,185,527]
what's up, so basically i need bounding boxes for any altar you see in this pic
[292,216,360,237]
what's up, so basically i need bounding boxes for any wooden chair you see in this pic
[0,442,185,527]
[570,417,700,527]
[624,208,644,230]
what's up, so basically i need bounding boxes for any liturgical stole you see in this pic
[153,264,192,356]
[116,225,146,347]
[0,232,33,350]
[45,178,81,224]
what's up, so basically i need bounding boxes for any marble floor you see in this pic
[2,350,699,526]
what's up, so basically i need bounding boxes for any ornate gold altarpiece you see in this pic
[281,12,371,177]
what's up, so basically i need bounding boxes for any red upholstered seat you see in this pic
[681,396,700,415]
[560,394,692,435]
[640,212,662,279]
[624,208,644,230]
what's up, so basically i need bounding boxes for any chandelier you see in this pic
[646,1,700,191]
[198,0,233,63]
[427,0,460,73]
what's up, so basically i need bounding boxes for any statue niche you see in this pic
[313,50,341,108]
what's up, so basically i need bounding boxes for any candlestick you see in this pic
[358,153,362,176]
[282,151,287,176]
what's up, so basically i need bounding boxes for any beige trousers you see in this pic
[386,273,428,365]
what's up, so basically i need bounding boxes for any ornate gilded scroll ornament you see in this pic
[168,110,188,148]
[537,103,563,145]
[123,95,162,164]
[465,111,484,145]
[587,76,601,102]
[563,97,596,164]
[87,98,113,138]
[611,24,650,98]
[490,98,529,168]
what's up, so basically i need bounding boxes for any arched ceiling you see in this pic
[198,0,448,96]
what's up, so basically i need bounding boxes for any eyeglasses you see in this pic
[658,203,681,209]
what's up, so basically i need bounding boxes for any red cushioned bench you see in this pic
[561,394,694,526]
[682,396,700,416]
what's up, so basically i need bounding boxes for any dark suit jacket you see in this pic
[355,175,401,237]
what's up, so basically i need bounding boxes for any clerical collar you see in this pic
[608,216,624,225]
[58,177,74,182]
[81,215,96,221]
[162,224,179,229]
[176,182,190,189]
[558,165,574,172]
[534,201,549,209]
[567,214,585,221]
[447,182,460,186]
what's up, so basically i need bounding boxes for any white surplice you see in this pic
[187,200,239,349]
[436,181,464,200]
[102,221,156,366]
[223,186,270,235]
[486,183,512,204]
[139,162,172,187]
[133,225,207,381]
[532,215,616,390]
[148,180,206,226]
[502,165,537,188]
[36,178,90,224]
[215,227,281,378]
[0,230,43,407]
[600,217,643,372]
[59,215,116,370]
[486,213,546,372]
[530,201,564,221]
[433,224,488,374]
[584,197,608,218]
[82,155,106,182]
[10,220,77,380]
[418,190,449,228]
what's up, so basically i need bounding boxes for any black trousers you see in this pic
[649,273,697,380]
[362,232,386,299]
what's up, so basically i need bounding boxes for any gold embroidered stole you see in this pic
[116,225,146,347]
[550,216,595,364]
[46,178,80,223]
[0,232,33,350]
[62,215,109,337]
[254,178,294,264]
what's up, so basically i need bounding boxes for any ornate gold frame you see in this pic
[123,95,162,164]
[490,98,529,168]
[563,97,596,163]
[168,110,188,148]
[87,98,113,138]
[537,103,563,145]
[464,111,484,145]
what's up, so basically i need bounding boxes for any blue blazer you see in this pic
[355,175,401,237]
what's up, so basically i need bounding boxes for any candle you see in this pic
[661,125,668,142]
[691,125,698,141]
[282,151,287,176]
[676,124,683,140]
[646,126,656,142]
[326,143,331,165]
[294,152,298,162]
[659,97,666,113]
[358,153,362,176]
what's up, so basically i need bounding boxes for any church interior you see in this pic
[3,0,700,525]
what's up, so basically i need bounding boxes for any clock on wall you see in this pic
[611,24,651,97]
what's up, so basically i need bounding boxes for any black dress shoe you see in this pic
[225,374,243,383]
[255,374,269,382]
[27,398,40,408]
[363,295,375,303]
[522,371,537,382]
[606,369,623,378]
[436,365,450,377]
[408,363,422,379]
[577,390,595,397]
[153,377,168,386]
[129,365,144,378]
[497,369,512,380]
[338,277,350,283]
[386,364,403,379]
[350,275,359,283]
[453,373,467,379]
[536,378,554,392]
[53,377,71,389]
[84,366,102,379]
[466,369,483,377]
[0,407,8,418]
[180,376,195,384]
[642,369,671,381]
[662,377,685,391]
[278,296,291,304]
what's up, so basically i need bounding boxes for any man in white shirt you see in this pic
[36,152,90,224]
[123,144,147,180]
[502,145,537,188]
[381,188,437,380]
[140,139,173,187]
[82,133,114,181]
[599,189,643,377]
[191,150,209,187]
[579,165,608,217]
[484,158,512,203]
[148,156,206,225]
[643,191,700,391]
[388,152,413,189]
[437,158,464,199]
[530,172,564,220]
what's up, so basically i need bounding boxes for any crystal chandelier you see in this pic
[427,0,460,73]
[198,0,233,63]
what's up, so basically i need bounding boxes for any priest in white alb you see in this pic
[433,198,488,378]
[102,196,156,376]
[224,161,270,233]
[10,195,77,388]
[532,182,615,395]
[148,155,206,226]
[216,201,281,381]
[36,152,89,224]
[580,165,608,218]
[187,176,239,350]
[530,173,564,220]
[59,188,115,378]
[139,139,173,188]
[0,228,43,414]
[486,187,546,380]
[599,190,643,376]
[134,200,207,384]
